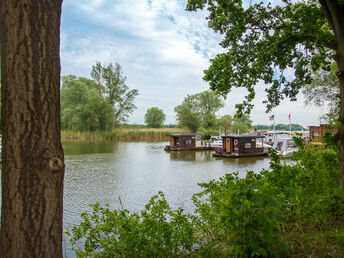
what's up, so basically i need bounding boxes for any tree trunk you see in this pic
[320,1,344,188]
[337,57,344,188]
[333,7,344,188]
[0,1,65,257]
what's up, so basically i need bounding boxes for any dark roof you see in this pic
[221,134,264,139]
[167,133,201,137]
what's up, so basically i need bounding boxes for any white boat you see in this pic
[272,137,298,157]
[208,136,223,148]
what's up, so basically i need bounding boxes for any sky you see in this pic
[60,0,327,128]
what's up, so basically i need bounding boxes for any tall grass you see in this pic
[61,128,189,141]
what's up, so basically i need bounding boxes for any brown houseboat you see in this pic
[164,134,212,151]
[213,135,266,158]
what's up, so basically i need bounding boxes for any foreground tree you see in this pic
[186,0,344,187]
[175,90,224,132]
[91,62,139,128]
[144,107,166,128]
[0,1,64,257]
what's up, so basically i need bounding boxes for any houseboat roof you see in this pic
[166,133,201,137]
[221,134,264,139]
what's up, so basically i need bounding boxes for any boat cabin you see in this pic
[213,135,265,157]
[164,134,211,151]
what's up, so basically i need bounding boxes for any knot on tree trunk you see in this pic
[49,157,63,171]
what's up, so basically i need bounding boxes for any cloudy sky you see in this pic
[60,0,326,127]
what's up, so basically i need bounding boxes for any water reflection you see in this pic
[63,140,119,155]
[169,150,213,161]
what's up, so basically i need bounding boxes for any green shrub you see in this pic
[262,144,344,228]
[193,172,288,257]
[66,192,197,257]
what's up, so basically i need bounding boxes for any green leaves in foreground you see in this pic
[66,192,197,257]
[193,172,287,257]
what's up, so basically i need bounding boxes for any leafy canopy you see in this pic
[91,61,139,128]
[174,90,224,132]
[303,63,340,118]
[186,0,335,114]
[144,107,166,128]
[61,75,114,131]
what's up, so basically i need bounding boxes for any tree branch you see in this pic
[319,0,336,34]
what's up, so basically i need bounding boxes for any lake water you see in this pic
[1,140,273,257]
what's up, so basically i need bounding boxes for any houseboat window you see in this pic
[245,143,251,148]
[195,135,201,141]
[256,138,263,148]
[185,140,192,145]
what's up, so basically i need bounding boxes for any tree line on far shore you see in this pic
[60,63,306,138]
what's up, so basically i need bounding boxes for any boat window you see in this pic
[256,139,263,148]
[185,140,192,145]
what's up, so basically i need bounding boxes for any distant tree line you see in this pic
[254,124,306,131]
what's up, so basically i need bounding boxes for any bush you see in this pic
[262,143,344,228]
[66,192,197,257]
[193,172,288,257]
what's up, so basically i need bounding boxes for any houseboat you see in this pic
[213,135,266,158]
[164,134,212,151]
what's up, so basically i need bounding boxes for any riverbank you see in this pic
[61,128,189,141]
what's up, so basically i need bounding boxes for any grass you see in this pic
[61,128,190,141]
[287,224,344,257]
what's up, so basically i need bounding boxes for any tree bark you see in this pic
[320,0,344,188]
[0,1,65,257]
[337,66,344,188]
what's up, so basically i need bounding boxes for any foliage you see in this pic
[186,0,344,189]
[91,61,139,128]
[174,90,224,132]
[186,0,336,115]
[144,107,166,128]
[66,192,197,257]
[231,114,253,134]
[217,114,233,134]
[230,122,250,134]
[61,75,114,131]
[262,145,344,228]
[193,172,288,257]
[303,64,340,117]
[197,113,220,138]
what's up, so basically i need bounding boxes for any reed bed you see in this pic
[61,128,189,141]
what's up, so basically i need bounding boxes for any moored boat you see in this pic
[271,137,298,157]
[213,135,267,158]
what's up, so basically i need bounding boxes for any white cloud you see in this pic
[60,0,325,127]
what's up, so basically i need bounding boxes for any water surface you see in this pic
[0,140,273,257]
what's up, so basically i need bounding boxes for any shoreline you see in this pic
[61,128,189,141]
